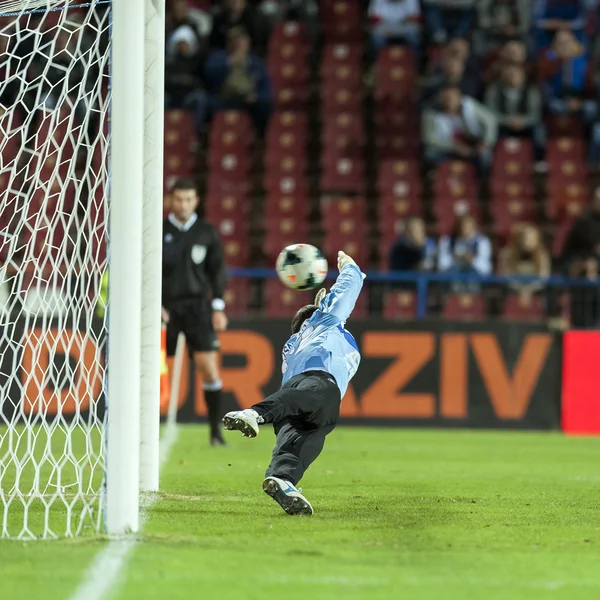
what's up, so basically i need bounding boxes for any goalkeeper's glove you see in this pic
[314,288,327,307]
[337,251,366,279]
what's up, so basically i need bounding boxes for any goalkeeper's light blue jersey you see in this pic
[281,264,364,397]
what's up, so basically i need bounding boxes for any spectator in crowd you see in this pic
[368,0,422,58]
[422,85,498,169]
[561,188,600,328]
[499,223,551,297]
[422,0,477,45]
[425,38,481,95]
[477,0,531,48]
[562,187,600,271]
[533,0,587,50]
[539,29,596,123]
[204,26,272,134]
[165,25,207,132]
[438,214,493,279]
[166,0,204,49]
[421,50,479,103]
[588,119,600,165]
[209,0,257,50]
[484,64,543,141]
[40,26,89,122]
[388,217,436,272]
[485,39,528,84]
[0,32,18,108]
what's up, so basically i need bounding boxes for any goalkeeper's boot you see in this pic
[222,409,262,438]
[263,476,314,516]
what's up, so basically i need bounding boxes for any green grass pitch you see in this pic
[2,425,600,599]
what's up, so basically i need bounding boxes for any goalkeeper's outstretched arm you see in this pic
[316,251,365,323]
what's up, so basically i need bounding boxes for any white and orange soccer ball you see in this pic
[276,243,328,290]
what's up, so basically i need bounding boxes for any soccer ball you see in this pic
[276,244,328,290]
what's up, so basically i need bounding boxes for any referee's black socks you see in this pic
[204,380,224,442]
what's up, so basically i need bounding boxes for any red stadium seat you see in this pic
[375,47,416,103]
[373,103,419,137]
[383,290,418,320]
[491,179,535,199]
[321,136,365,163]
[264,173,309,196]
[320,196,367,221]
[490,197,537,238]
[270,21,308,47]
[204,192,250,223]
[224,278,251,316]
[322,229,369,266]
[320,0,362,42]
[443,294,486,321]
[265,279,313,317]
[375,133,420,159]
[265,193,310,219]
[321,86,364,113]
[547,160,588,187]
[546,137,586,163]
[377,159,422,197]
[322,112,365,146]
[320,157,365,194]
[502,294,545,322]
[206,152,251,193]
[264,156,307,188]
[322,64,363,91]
[273,85,311,109]
[493,137,534,167]
[210,110,253,140]
[323,214,369,236]
[268,42,309,73]
[263,217,309,262]
[546,182,589,221]
[222,238,250,267]
[267,111,309,136]
[379,196,423,222]
[269,62,311,90]
[321,43,363,78]
[434,199,481,235]
[434,161,478,201]
[265,130,306,162]
[491,157,533,185]
[545,114,584,138]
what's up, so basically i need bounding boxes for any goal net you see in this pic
[0,0,110,539]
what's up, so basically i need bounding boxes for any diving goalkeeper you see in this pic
[223,251,364,516]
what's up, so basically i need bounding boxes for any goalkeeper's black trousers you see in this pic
[251,371,341,486]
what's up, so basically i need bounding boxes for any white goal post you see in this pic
[0,0,165,539]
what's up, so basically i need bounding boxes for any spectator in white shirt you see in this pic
[438,215,493,279]
[368,0,421,58]
[422,86,498,170]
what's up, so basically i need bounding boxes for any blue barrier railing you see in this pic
[228,267,600,320]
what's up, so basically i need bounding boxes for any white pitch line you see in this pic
[69,417,178,600]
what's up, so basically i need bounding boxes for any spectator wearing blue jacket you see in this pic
[388,217,437,273]
[204,26,272,133]
[533,0,587,50]
[540,29,596,122]
[438,214,492,280]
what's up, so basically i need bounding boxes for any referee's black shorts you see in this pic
[164,298,219,356]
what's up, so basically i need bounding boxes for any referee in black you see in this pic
[162,179,229,445]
